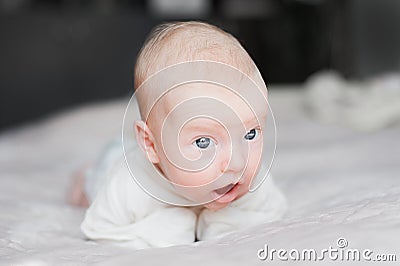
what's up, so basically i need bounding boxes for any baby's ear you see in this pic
[134,120,160,164]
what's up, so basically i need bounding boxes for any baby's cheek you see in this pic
[179,145,201,161]
[245,151,263,181]
[166,167,211,187]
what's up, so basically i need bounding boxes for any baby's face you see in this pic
[146,82,267,210]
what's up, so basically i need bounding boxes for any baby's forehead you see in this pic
[159,82,268,128]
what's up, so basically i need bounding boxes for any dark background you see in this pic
[1,0,399,131]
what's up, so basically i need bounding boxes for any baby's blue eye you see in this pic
[244,128,257,140]
[195,137,211,149]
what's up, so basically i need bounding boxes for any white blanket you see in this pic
[0,87,399,265]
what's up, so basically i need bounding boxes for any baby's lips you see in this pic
[212,183,240,203]
[214,183,235,195]
[211,175,245,193]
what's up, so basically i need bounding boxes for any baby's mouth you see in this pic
[213,175,245,194]
[214,183,236,195]
[212,181,241,204]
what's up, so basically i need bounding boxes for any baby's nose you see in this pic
[221,146,247,174]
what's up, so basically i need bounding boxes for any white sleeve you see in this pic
[80,159,197,249]
[197,175,287,241]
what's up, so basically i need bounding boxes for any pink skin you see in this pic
[68,163,90,208]
[135,82,266,211]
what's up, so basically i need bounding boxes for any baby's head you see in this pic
[133,21,268,210]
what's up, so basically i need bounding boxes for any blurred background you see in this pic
[0,0,399,131]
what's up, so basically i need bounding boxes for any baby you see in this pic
[69,21,287,249]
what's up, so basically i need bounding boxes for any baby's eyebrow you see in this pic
[184,121,221,131]
[241,113,266,127]
[182,112,267,132]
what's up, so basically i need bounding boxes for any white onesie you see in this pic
[81,136,287,249]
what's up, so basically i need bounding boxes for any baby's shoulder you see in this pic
[103,157,167,217]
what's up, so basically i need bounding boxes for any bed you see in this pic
[1,85,399,265]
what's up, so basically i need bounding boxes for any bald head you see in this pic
[134,21,256,90]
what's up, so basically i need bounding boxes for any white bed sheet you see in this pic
[0,87,399,265]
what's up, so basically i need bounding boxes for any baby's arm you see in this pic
[80,159,197,249]
[197,175,287,241]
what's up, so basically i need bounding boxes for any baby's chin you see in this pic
[203,190,247,211]
[203,200,230,211]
